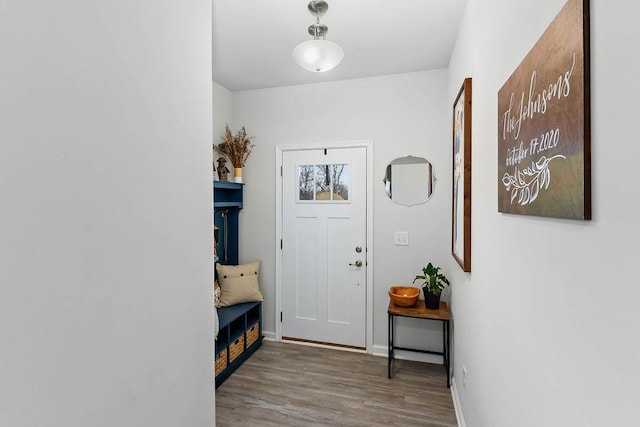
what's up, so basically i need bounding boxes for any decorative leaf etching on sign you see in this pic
[501,155,565,206]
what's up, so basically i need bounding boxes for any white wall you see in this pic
[232,70,452,355]
[448,0,640,425]
[213,82,233,146]
[0,2,214,426]
[213,82,233,183]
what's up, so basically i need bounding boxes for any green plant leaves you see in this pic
[414,262,449,295]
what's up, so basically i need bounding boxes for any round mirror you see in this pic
[383,155,437,206]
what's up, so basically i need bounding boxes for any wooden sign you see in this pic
[498,0,591,220]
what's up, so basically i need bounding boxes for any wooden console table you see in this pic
[387,300,451,387]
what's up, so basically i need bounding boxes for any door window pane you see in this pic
[298,163,349,202]
[315,165,331,199]
[299,165,315,200]
[331,164,349,200]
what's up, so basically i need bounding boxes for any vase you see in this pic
[234,167,243,183]
[423,287,441,310]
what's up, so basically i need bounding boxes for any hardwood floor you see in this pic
[216,340,457,427]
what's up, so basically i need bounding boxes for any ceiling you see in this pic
[212,0,467,92]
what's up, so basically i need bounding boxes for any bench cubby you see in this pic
[215,301,263,388]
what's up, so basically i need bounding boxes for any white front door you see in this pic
[282,147,367,348]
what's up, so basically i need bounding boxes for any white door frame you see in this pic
[275,140,374,354]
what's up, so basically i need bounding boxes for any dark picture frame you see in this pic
[452,78,472,272]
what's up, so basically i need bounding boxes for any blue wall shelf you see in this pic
[214,181,243,265]
[213,182,264,388]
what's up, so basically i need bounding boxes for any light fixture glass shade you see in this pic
[292,40,344,73]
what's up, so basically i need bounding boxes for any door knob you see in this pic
[349,260,363,267]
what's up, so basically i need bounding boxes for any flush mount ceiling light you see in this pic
[292,0,344,73]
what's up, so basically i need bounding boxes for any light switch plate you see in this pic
[394,231,409,246]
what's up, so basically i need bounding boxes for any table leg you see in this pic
[444,320,450,388]
[388,314,393,379]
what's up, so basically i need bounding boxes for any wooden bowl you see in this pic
[388,286,420,307]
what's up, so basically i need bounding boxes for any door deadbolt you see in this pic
[355,246,362,253]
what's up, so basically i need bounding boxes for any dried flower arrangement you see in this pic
[213,124,255,168]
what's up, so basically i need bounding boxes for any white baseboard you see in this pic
[371,344,444,364]
[451,376,466,427]
[262,330,276,341]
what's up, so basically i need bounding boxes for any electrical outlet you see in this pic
[394,231,409,246]
[462,365,467,389]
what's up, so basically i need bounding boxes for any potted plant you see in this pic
[413,262,450,309]
[214,124,255,183]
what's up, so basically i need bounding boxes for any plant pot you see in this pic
[234,167,243,183]
[423,287,441,310]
